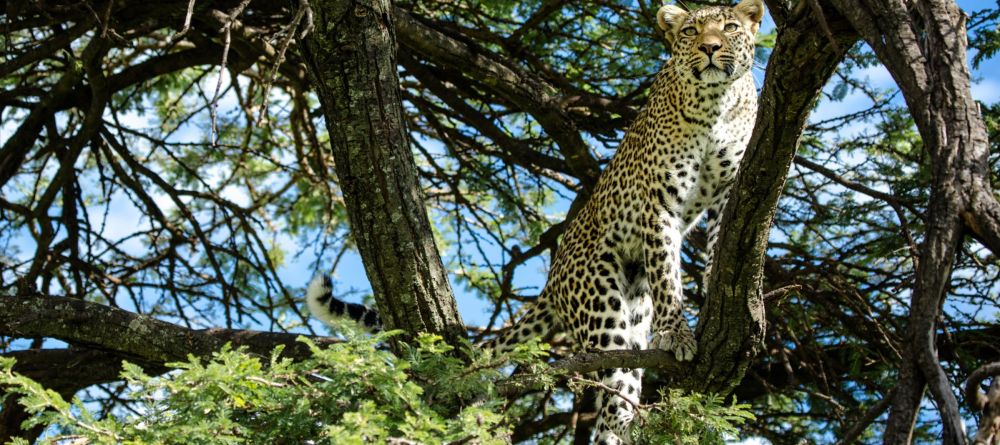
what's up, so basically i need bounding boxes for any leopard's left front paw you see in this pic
[651,327,697,361]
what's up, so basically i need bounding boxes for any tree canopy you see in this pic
[1,0,998,443]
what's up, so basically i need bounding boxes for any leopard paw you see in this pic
[651,328,697,361]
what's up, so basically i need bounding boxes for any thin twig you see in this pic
[833,388,896,445]
[210,0,252,147]
[255,0,311,127]
[570,375,644,415]
[170,0,198,43]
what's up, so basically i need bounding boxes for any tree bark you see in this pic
[298,0,464,345]
[685,0,857,394]
[828,1,997,442]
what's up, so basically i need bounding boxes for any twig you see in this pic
[833,388,896,445]
[255,0,311,127]
[169,0,198,43]
[571,375,643,412]
[763,284,801,305]
[210,0,252,147]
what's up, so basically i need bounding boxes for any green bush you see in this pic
[1,332,752,444]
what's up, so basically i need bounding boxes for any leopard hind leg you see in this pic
[561,259,650,445]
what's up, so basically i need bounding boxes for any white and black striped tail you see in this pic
[306,275,382,330]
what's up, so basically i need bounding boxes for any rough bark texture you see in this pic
[0,294,343,363]
[684,1,857,394]
[4,0,998,442]
[298,0,464,345]
[828,1,999,442]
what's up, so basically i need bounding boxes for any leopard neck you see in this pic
[655,61,756,127]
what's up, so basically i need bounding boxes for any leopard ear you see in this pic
[734,0,764,33]
[656,4,688,45]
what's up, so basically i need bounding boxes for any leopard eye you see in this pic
[724,22,739,32]
[681,26,697,36]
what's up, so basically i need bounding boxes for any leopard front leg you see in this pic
[702,186,732,285]
[644,218,696,362]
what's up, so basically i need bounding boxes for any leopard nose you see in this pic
[699,42,722,56]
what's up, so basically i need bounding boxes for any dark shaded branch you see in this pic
[686,1,858,394]
[0,20,92,78]
[833,388,896,445]
[400,53,572,177]
[392,7,601,192]
[0,294,339,363]
[511,411,595,443]
[0,68,82,189]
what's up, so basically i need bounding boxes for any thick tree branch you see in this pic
[967,362,1000,411]
[498,349,686,397]
[686,1,857,394]
[0,294,339,364]
[967,189,1000,256]
[829,1,996,442]
[299,0,464,346]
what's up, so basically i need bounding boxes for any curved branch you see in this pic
[966,189,1000,257]
[392,7,601,191]
[967,362,1000,411]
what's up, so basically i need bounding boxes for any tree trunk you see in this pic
[298,0,464,345]
[685,0,857,394]
[829,1,998,442]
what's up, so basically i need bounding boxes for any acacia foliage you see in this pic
[0,0,998,443]
[0,332,753,444]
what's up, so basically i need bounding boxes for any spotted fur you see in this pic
[307,1,762,442]
[493,1,763,442]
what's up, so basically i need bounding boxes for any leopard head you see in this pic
[656,0,764,84]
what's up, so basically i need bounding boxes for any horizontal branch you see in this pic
[0,294,338,364]
[0,291,697,434]
[2,294,688,393]
[499,348,687,396]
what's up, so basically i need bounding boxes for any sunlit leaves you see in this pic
[633,389,755,445]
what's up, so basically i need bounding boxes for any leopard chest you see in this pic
[558,75,757,273]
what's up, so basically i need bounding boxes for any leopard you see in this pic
[307,1,763,443]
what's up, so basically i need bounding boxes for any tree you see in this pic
[1,0,998,443]
[297,0,465,346]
